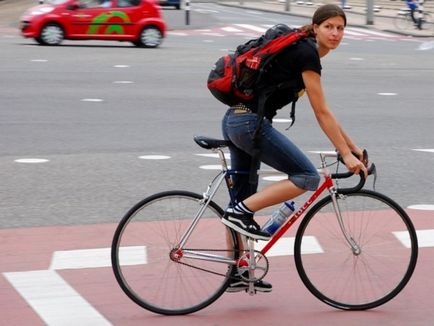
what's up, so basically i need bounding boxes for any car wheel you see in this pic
[137,26,162,48]
[39,23,64,45]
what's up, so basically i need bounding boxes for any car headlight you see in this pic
[29,7,54,15]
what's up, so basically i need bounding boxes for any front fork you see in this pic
[329,188,362,255]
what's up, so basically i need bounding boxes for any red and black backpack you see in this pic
[207,24,307,114]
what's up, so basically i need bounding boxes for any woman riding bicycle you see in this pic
[221,4,368,291]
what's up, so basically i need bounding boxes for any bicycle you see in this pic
[111,135,418,315]
[394,8,433,31]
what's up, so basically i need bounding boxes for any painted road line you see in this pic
[394,229,434,248]
[408,205,434,210]
[3,270,111,326]
[256,236,323,256]
[413,149,434,153]
[234,24,267,33]
[49,246,146,270]
[221,26,243,32]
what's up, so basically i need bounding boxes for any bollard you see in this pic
[185,0,190,25]
[366,0,374,25]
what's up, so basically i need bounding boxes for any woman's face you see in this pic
[314,16,345,51]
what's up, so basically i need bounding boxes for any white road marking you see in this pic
[234,24,267,33]
[138,155,171,160]
[408,204,434,210]
[273,118,293,123]
[394,229,434,248]
[167,31,188,36]
[378,92,397,96]
[262,175,287,182]
[81,98,104,102]
[199,164,224,170]
[3,270,111,326]
[256,236,323,256]
[221,26,243,32]
[14,158,49,163]
[418,41,434,51]
[50,246,146,270]
[412,149,434,153]
[113,80,134,84]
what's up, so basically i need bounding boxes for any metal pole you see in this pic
[366,0,374,25]
[185,0,190,25]
[285,0,290,12]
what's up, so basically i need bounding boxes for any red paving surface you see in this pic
[1,209,433,326]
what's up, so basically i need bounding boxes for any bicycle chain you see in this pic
[173,248,268,281]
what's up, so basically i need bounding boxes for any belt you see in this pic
[232,103,252,113]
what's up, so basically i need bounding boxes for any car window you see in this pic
[117,0,141,7]
[46,0,69,4]
[79,0,111,8]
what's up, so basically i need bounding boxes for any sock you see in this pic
[232,201,254,215]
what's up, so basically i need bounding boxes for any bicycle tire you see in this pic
[111,190,239,315]
[394,13,411,30]
[421,12,433,30]
[294,189,418,310]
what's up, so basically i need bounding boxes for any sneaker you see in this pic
[226,272,272,293]
[221,212,271,240]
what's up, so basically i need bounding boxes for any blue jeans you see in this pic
[222,109,320,204]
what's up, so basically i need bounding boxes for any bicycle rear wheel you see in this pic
[394,14,411,30]
[111,190,239,315]
[294,190,418,310]
[421,12,433,30]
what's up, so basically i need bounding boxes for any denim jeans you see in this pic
[222,109,320,203]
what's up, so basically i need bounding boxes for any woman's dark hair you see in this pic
[299,4,347,36]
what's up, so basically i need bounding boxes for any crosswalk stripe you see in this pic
[234,23,268,33]
[349,27,396,37]
[344,30,368,36]
[221,26,243,32]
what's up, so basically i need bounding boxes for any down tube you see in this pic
[260,178,333,256]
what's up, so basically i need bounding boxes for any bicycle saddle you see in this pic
[194,135,231,149]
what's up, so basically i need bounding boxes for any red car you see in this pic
[20,0,166,47]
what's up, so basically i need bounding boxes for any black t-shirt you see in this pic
[248,37,322,119]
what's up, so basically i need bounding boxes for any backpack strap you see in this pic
[248,87,275,184]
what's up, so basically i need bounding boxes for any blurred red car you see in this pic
[20,0,166,47]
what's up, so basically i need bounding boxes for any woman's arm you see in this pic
[302,70,367,175]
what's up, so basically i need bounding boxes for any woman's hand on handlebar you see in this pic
[341,149,368,177]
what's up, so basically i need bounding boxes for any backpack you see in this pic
[207,24,307,113]
[207,24,308,184]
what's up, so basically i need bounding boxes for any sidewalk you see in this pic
[218,0,434,37]
[1,0,433,37]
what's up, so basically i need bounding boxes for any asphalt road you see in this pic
[1,3,434,326]
[0,2,433,230]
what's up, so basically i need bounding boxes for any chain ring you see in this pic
[236,250,269,282]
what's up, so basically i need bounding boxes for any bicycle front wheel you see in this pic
[111,190,239,315]
[294,189,418,310]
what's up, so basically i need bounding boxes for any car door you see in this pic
[69,0,117,38]
[112,0,143,37]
